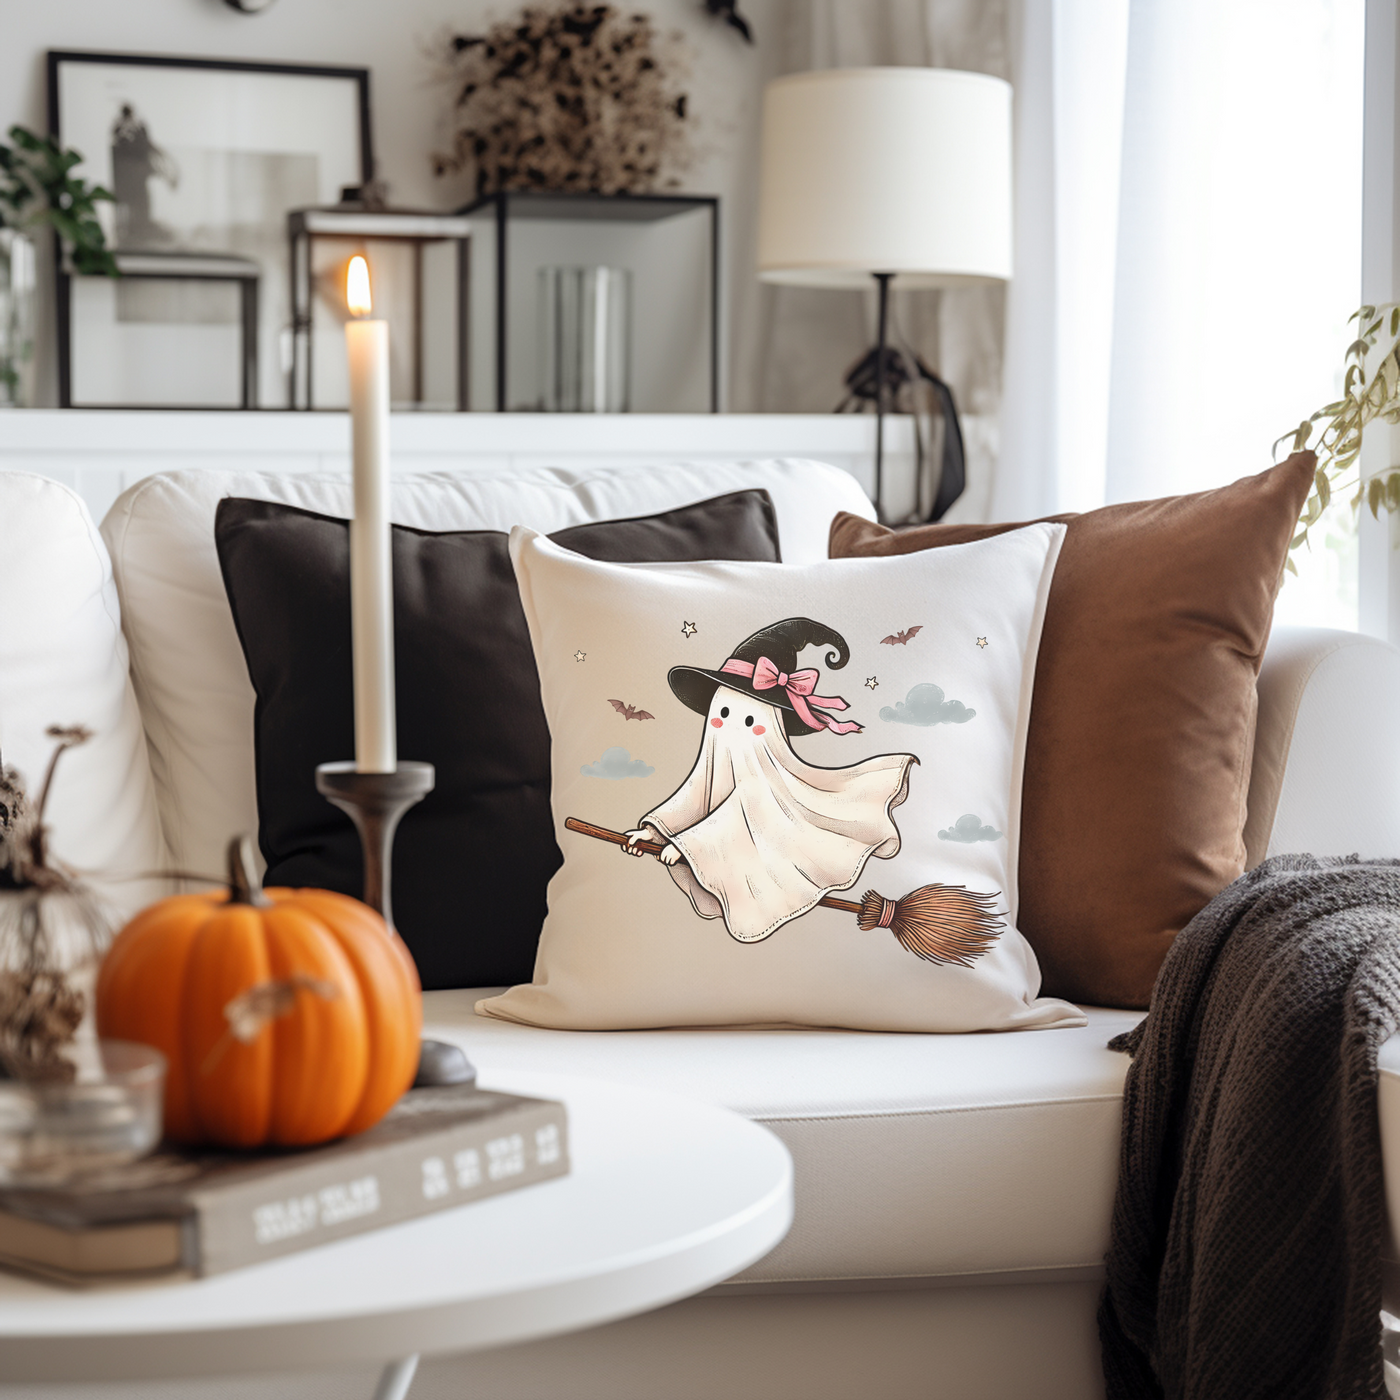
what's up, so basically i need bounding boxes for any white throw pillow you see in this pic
[100,459,870,880]
[0,472,166,916]
[479,525,1085,1032]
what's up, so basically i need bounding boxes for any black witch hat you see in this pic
[668,617,855,738]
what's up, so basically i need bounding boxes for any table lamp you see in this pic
[756,67,1013,522]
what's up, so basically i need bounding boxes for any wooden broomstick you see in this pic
[564,817,1004,968]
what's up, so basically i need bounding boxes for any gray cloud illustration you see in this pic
[581,745,655,780]
[880,683,976,726]
[938,814,1003,843]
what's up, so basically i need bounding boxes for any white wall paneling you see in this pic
[0,412,914,526]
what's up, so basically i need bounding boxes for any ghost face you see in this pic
[705,684,778,741]
[695,685,790,813]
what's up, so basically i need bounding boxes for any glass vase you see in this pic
[538,265,631,412]
[0,229,37,408]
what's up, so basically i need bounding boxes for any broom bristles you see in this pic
[857,883,1004,967]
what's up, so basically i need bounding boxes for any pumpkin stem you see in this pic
[226,835,271,908]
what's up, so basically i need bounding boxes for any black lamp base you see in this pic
[873,270,893,524]
[842,272,967,527]
[315,760,475,1089]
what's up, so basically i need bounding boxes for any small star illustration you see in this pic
[976,637,989,649]
[573,649,586,663]
[865,676,879,690]
[681,620,698,638]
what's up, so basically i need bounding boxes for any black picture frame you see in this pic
[48,50,372,410]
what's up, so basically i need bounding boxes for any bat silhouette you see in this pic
[609,699,655,722]
[881,626,924,647]
[703,0,753,42]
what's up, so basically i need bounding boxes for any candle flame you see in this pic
[346,256,372,316]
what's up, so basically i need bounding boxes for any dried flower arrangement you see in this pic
[0,726,114,1082]
[433,4,692,198]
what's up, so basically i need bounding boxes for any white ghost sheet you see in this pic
[639,685,917,942]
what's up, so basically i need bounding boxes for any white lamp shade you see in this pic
[757,67,1013,290]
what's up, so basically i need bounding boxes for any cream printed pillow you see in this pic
[479,525,1084,1033]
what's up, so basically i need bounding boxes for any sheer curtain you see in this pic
[998,0,1364,625]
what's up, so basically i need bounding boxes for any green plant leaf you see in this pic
[1277,302,1400,539]
[0,125,115,274]
[71,245,118,277]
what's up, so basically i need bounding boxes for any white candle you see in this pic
[345,255,396,774]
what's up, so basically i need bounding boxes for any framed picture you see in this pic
[49,50,371,409]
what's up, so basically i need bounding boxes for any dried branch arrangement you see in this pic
[1279,303,1400,565]
[433,4,692,198]
[0,726,113,1082]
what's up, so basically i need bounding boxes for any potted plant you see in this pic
[1281,304,1400,563]
[0,125,117,407]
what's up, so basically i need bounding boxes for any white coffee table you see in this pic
[0,1070,793,1397]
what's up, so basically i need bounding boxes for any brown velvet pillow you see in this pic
[828,453,1316,1008]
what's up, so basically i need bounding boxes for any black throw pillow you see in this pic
[214,490,781,990]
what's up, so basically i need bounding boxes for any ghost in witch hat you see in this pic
[623,615,919,944]
[666,616,864,738]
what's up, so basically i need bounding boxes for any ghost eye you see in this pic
[720,706,729,718]
[745,715,754,727]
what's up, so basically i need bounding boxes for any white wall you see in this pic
[0,0,776,409]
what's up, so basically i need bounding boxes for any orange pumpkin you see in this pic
[95,837,421,1148]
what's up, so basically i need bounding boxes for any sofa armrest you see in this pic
[1245,626,1400,867]
[1376,1038,1400,1307]
[1253,629,1400,1305]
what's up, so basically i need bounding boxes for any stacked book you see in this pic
[0,1084,568,1285]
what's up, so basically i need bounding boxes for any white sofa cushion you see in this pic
[99,460,871,879]
[0,472,166,915]
[432,992,1139,1284]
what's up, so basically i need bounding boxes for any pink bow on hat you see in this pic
[720,656,863,734]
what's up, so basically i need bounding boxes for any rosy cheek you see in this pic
[753,725,766,736]
[711,717,724,728]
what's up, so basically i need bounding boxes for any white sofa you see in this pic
[4,458,1400,1400]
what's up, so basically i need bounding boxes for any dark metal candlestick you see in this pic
[315,760,435,932]
[315,759,474,1088]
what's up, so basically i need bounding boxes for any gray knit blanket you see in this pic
[1098,854,1400,1400]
